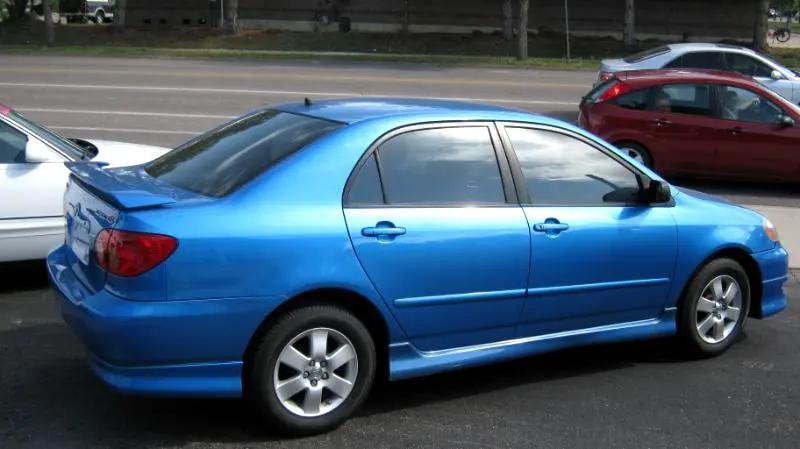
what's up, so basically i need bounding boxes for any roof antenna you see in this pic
[304,97,312,106]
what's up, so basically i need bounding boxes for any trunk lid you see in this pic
[63,162,196,293]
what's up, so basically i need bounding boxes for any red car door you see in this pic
[645,83,723,177]
[713,84,800,181]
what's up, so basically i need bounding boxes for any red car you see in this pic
[579,69,800,182]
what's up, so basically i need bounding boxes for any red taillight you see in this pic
[94,229,178,277]
[598,71,614,83]
[598,81,632,103]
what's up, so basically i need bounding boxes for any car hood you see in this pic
[85,139,170,168]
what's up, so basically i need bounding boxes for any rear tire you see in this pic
[247,305,376,436]
[95,10,105,24]
[677,258,750,357]
[614,142,652,167]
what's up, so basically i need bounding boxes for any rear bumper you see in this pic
[752,244,790,319]
[47,245,284,397]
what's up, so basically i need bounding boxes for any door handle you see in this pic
[533,222,569,232]
[362,221,406,240]
[729,126,744,135]
[655,118,671,127]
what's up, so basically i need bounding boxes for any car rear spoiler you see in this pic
[65,162,177,210]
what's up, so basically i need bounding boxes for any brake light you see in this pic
[598,71,614,83]
[598,81,632,102]
[94,229,178,277]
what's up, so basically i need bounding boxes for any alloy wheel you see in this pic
[273,327,358,418]
[695,275,742,344]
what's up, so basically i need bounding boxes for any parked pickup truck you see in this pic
[60,0,115,24]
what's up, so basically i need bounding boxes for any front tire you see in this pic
[247,305,376,435]
[678,258,750,357]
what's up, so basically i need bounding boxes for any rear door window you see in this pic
[649,84,715,117]
[610,88,651,110]
[146,110,343,197]
[375,126,506,205]
[0,120,27,164]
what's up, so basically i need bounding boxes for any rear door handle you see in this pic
[362,221,406,240]
[533,223,569,232]
[655,118,671,127]
[730,126,744,135]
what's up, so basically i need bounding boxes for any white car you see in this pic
[0,104,169,262]
[597,43,800,104]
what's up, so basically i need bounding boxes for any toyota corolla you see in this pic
[47,98,789,435]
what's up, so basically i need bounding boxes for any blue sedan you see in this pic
[47,98,789,435]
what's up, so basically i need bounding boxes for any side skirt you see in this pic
[388,310,677,381]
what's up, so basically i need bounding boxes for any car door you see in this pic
[644,83,724,176]
[0,117,69,261]
[713,84,800,180]
[725,53,796,103]
[498,124,678,337]
[343,123,531,352]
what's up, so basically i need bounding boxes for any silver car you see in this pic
[597,43,800,104]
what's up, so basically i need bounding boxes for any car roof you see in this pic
[617,68,757,86]
[273,97,526,124]
[667,42,756,54]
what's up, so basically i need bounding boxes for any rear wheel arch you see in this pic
[242,288,390,386]
[676,247,763,319]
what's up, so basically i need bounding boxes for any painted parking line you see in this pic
[0,82,578,106]
[17,107,236,120]
[50,126,199,135]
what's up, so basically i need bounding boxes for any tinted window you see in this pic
[650,84,714,116]
[377,127,505,205]
[0,120,27,164]
[506,128,640,206]
[347,153,384,205]
[8,111,85,161]
[665,52,726,70]
[724,54,773,77]
[147,110,342,197]
[717,85,784,124]
[623,46,670,63]
[611,88,650,110]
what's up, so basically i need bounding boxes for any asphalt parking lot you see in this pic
[2,55,800,448]
[1,262,798,449]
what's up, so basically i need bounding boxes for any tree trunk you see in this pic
[113,0,126,31]
[11,0,26,21]
[42,0,54,46]
[502,0,513,41]
[402,0,409,33]
[623,0,635,48]
[754,0,769,51]
[224,0,238,34]
[517,0,529,60]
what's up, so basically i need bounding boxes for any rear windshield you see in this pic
[146,110,343,197]
[623,46,670,63]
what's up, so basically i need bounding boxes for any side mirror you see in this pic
[25,138,55,163]
[646,180,671,203]
[771,69,784,80]
[780,115,796,127]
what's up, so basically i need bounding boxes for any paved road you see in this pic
[0,54,798,207]
[1,262,798,449]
